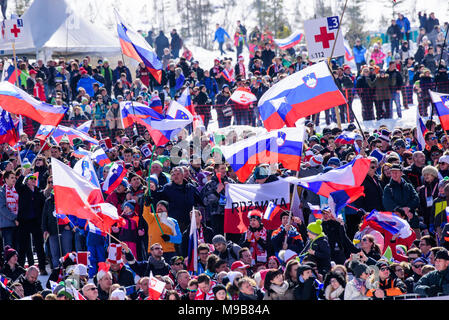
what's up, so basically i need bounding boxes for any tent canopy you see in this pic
[0,0,121,59]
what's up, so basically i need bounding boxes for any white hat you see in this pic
[309,154,323,167]
[110,288,126,300]
[439,155,449,165]
[279,249,298,263]
[66,264,88,277]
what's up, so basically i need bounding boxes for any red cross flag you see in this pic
[304,16,345,61]
[3,19,24,41]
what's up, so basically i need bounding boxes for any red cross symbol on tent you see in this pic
[10,24,21,38]
[314,26,334,49]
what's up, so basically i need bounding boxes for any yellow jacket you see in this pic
[142,205,175,253]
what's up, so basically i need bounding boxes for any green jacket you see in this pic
[414,267,449,296]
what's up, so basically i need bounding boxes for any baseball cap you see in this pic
[230,261,250,271]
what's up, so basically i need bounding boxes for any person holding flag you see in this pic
[240,210,270,267]
[299,220,332,275]
[271,211,305,256]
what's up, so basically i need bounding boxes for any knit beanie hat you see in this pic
[158,155,170,165]
[422,165,439,179]
[149,174,159,186]
[309,154,323,167]
[307,219,323,236]
[327,157,341,167]
[350,260,370,278]
[212,234,227,245]
[297,264,313,276]
[156,200,169,211]
[151,160,163,168]
[4,246,18,263]
[212,284,227,296]
[122,200,136,213]
[226,271,243,284]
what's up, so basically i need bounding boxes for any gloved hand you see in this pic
[144,195,151,207]
[426,285,440,297]
[161,234,170,242]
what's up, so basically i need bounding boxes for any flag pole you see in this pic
[327,0,349,130]
[11,40,23,170]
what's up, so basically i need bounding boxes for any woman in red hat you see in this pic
[241,210,269,268]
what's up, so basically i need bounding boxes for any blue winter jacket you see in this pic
[77,76,103,97]
[214,27,231,43]
[352,45,367,64]
[396,17,411,33]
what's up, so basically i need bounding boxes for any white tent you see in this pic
[0,0,121,60]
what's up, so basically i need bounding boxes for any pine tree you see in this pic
[344,0,368,47]
[256,0,289,38]
[314,0,332,18]
[14,0,31,16]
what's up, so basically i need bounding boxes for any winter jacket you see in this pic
[142,204,181,254]
[200,76,219,100]
[155,32,170,58]
[344,278,370,300]
[396,16,411,33]
[113,66,132,84]
[271,225,304,254]
[353,174,385,212]
[214,27,231,43]
[418,179,440,227]
[367,74,392,100]
[300,234,331,275]
[0,185,18,229]
[181,223,214,257]
[293,276,318,300]
[238,288,264,300]
[371,49,386,65]
[15,175,45,223]
[170,32,183,51]
[126,251,170,277]
[414,267,449,296]
[0,263,26,282]
[77,76,103,98]
[382,177,420,212]
[322,219,359,265]
[110,265,135,288]
[213,241,242,266]
[403,164,423,190]
[263,282,294,300]
[156,181,203,231]
[200,175,233,217]
[353,45,367,64]
[366,276,407,298]
[14,273,43,297]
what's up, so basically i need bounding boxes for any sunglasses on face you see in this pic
[413,264,424,268]
[174,262,183,266]
[370,166,377,169]
[28,177,37,181]
[380,267,390,271]
[187,289,197,293]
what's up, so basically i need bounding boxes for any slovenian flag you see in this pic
[0,81,67,126]
[328,186,365,216]
[263,201,282,221]
[52,125,99,146]
[92,148,111,167]
[274,32,304,50]
[76,120,92,134]
[1,60,21,85]
[186,209,198,273]
[285,156,370,198]
[0,108,19,146]
[364,210,412,239]
[102,162,128,195]
[335,131,358,145]
[220,127,304,182]
[430,90,449,131]
[114,10,163,83]
[416,108,428,151]
[35,124,55,140]
[307,203,323,219]
[258,61,347,131]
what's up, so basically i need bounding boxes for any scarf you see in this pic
[158,211,177,236]
[197,225,204,244]
[5,185,18,215]
[270,281,289,296]
[148,256,166,270]
[245,226,267,264]
[238,62,246,78]
[325,285,345,300]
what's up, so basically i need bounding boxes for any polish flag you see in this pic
[52,158,119,233]
[148,272,166,300]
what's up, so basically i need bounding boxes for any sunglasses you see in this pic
[362,238,370,242]
[48,181,53,184]
[395,268,404,272]
[174,262,183,266]
[370,166,377,169]
[380,267,390,271]
[187,289,197,293]
[87,287,98,291]
[133,154,141,159]
[28,177,37,180]
[413,264,424,268]
[152,247,163,251]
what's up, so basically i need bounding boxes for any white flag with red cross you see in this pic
[304,16,345,62]
[2,19,24,41]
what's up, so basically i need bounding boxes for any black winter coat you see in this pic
[322,220,359,265]
[353,174,384,212]
[181,224,214,257]
[0,263,26,282]
[156,181,203,231]
[14,274,43,297]
[293,277,317,300]
[15,175,45,223]
[300,235,331,275]
[42,194,69,236]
